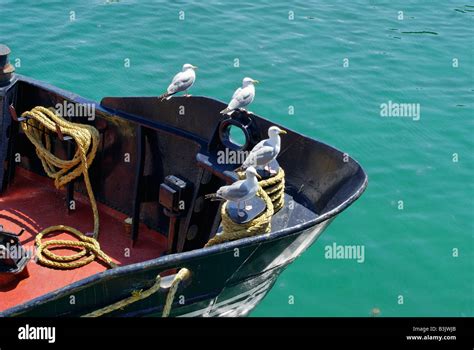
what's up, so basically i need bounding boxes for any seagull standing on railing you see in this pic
[220,77,259,115]
[205,167,261,217]
[159,63,198,100]
[236,126,287,174]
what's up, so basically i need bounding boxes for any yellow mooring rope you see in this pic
[162,268,191,317]
[20,106,116,269]
[82,268,191,317]
[259,168,285,212]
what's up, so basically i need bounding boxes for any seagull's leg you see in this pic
[184,90,192,97]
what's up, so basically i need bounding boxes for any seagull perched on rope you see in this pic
[220,77,259,115]
[236,126,287,174]
[159,63,198,100]
[205,166,261,217]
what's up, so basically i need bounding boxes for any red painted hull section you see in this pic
[0,168,167,312]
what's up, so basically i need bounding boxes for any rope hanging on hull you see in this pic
[20,106,115,269]
[82,268,191,317]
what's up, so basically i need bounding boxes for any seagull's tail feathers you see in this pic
[220,107,233,115]
[158,92,175,101]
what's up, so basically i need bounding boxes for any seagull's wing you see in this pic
[167,71,195,94]
[231,87,242,100]
[249,139,267,153]
[217,180,249,202]
[170,71,184,85]
[243,144,276,168]
[228,86,254,110]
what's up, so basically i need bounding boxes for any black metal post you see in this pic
[131,125,146,246]
[0,44,17,193]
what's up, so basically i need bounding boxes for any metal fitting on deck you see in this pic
[0,45,15,87]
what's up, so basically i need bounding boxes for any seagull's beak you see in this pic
[279,129,287,135]
[256,173,262,180]
[192,65,198,70]
[252,79,260,84]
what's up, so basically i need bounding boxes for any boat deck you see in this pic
[0,167,167,313]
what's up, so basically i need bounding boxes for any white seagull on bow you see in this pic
[205,167,261,216]
[237,126,287,173]
[159,63,198,100]
[220,77,259,115]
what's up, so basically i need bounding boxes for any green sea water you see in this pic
[1,0,472,316]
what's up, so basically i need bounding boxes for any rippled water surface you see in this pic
[1,0,472,316]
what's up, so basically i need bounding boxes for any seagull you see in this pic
[205,167,261,217]
[236,126,287,174]
[159,63,198,100]
[220,77,259,115]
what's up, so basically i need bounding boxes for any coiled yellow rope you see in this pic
[35,226,116,269]
[82,268,191,317]
[257,168,285,212]
[20,106,115,269]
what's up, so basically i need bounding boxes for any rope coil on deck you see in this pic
[205,186,274,247]
[35,226,116,269]
[82,268,191,317]
[20,106,114,269]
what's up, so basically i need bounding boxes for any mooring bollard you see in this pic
[0,44,18,192]
[0,44,15,87]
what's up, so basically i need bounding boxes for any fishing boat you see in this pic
[0,45,367,317]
